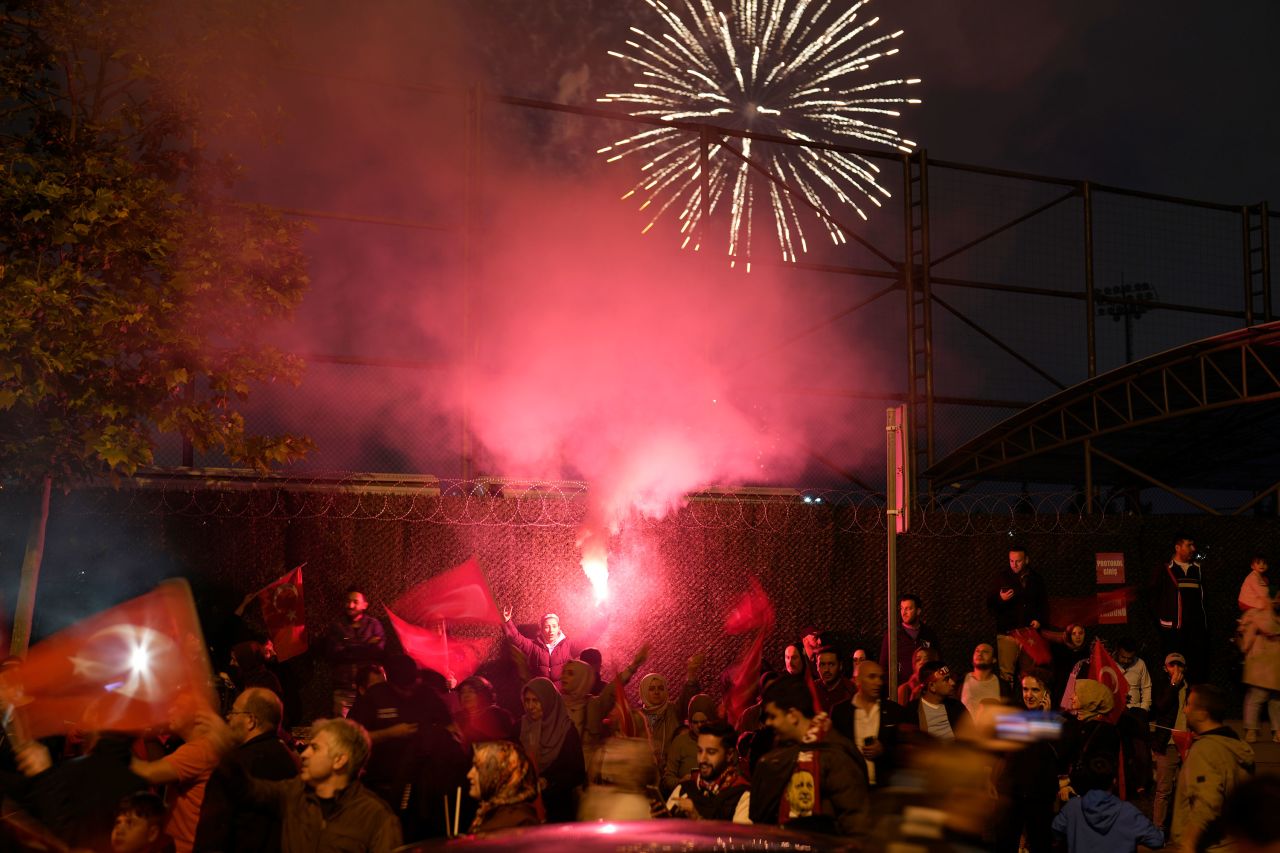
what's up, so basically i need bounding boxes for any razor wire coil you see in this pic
[56,471,1131,536]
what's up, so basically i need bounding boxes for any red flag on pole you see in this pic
[724,631,768,727]
[1170,729,1194,762]
[1009,627,1052,666]
[609,672,640,738]
[1088,638,1128,724]
[720,579,774,727]
[0,580,215,740]
[236,565,307,662]
[394,556,501,625]
[384,607,492,682]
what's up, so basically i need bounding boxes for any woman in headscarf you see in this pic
[455,676,516,747]
[637,660,702,781]
[1060,678,1121,799]
[560,660,594,740]
[467,741,542,835]
[520,677,586,822]
[661,693,717,793]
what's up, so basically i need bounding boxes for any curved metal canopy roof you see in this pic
[926,321,1280,501]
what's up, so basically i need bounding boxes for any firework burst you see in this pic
[597,0,921,267]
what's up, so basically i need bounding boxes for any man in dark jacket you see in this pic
[812,647,854,713]
[195,687,299,852]
[1151,533,1208,681]
[325,587,386,717]
[903,662,971,742]
[750,675,869,836]
[830,660,904,788]
[212,714,402,852]
[986,545,1048,685]
[667,721,751,822]
[878,593,942,689]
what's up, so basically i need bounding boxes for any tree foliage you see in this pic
[0,0,313,482]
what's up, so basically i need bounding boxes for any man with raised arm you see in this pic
[208,714,402,852]
[501,605,599,688]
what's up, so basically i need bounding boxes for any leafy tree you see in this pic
[0,0,313,653]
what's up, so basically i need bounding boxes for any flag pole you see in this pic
[453,785,462,837]
[440,617,452,686]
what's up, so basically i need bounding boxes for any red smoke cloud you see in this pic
[204,3,886,521]
[449,175,859,521]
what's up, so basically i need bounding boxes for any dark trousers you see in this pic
[1118,707,1152,792]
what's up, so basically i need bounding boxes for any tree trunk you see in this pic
[10,475,51,658]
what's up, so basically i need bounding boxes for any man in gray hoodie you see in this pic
[1173,684,1255,853]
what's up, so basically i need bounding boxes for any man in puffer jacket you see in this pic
[1052,755,1164,852]
[1173,684,1256,852]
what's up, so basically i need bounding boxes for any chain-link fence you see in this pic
[4,478,1271,720]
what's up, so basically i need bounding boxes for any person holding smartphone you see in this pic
[830,660,904,788]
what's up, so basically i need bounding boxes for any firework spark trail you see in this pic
[598,0,921,265]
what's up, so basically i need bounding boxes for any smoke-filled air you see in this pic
[199,1,899,599]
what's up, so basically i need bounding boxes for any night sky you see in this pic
[450,0,1280,203]
[224,0,1280,485]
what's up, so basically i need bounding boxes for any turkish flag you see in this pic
[1171,729,1194,762]
[394,556,500,625]
[1009,627,1052,665]
[723,630,768,727]
[384,607,493,682]
[609,672,641,738]
[237,565,307,662]
[1088,638,1128,724]
[720,579,774,727]
[0,580,215,740]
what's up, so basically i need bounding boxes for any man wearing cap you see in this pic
[1151,652,1189,831]
[903,662,971,743]
[1153,534,1209,681]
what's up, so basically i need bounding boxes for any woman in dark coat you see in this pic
[520,677,585,823]
[467,741,542,835]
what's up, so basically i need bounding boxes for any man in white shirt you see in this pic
[960,643,1004,719]
[831,660,905,788]
[905,663,970,744]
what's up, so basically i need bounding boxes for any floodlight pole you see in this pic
[885,407,905,697]
[461,86,480,481]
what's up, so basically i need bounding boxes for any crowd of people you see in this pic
[1,533,1279,852]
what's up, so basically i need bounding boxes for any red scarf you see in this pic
[692,764,743,796]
